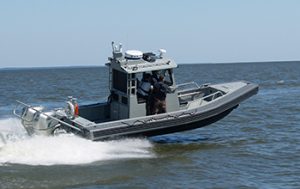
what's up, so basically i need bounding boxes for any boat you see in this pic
[13,42,259,141]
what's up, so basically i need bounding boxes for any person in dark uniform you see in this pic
[152,75,169,114]
[137,73,153,115]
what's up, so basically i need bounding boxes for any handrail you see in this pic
[180,90,225,108]
[13,100,82,132]
[178,91,202,98]
[13,103,38,122]
[199,91,224,105]
[200,91,224,101]
[119,110,198,127]
[177,82,211,94]
[177,81,200,88]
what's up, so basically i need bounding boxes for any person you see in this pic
[137,73,153,115]
[151,71,159,84]
[152,75,170,114]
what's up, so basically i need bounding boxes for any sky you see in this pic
[0,0,299,68]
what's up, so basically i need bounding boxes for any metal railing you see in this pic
[178,91,203,98]
[177,82,211,93]
[199,91,224,105]
[177,81,200,88]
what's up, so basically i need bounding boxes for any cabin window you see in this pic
[152,69,173,86]
[112,69,127,93]
[164,69,174,86]
[131,88,135,94]
[131,80,136,87]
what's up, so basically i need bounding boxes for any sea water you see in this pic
[0,62,299,188]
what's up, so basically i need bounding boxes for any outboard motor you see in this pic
[14,99,84,137]
[19,106,59,136]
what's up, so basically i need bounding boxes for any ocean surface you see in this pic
[0,62,299,189]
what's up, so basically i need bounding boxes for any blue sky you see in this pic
[0,0,299,68]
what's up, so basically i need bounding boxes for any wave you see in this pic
[0,118,154,166]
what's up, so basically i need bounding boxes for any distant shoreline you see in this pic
[0,65,104,71]
[1,60,299,70]
[180,60,300,65]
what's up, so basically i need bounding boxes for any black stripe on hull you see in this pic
[115,105,237,139]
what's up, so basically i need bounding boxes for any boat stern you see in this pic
[14,103,59,136]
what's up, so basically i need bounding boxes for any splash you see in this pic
[0,118,154,166]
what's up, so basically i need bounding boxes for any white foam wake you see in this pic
[0,118,154,166]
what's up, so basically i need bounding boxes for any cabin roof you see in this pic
[119,58,177,73]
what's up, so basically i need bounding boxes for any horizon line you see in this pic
[1,60,299,70]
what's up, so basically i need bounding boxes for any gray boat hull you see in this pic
[14,80,258,141]
[84,82,258,141]
[16,81,258,141]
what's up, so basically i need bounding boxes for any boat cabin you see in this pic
[106,42,180,120]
